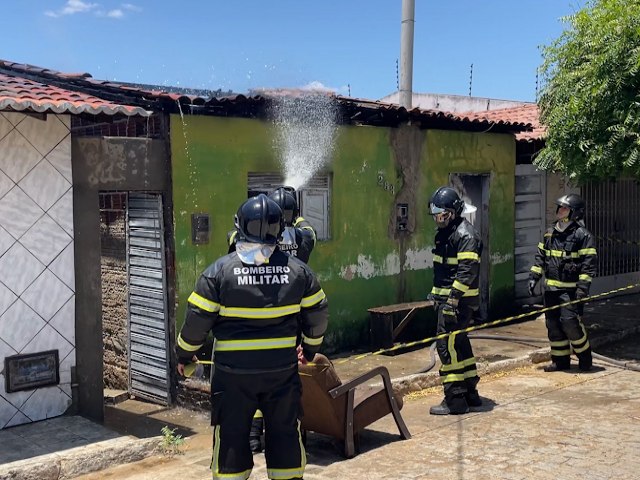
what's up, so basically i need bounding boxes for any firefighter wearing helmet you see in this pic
[428,186,483,415]
[227,186,317,452]
[176,194,328,480]
[529,193,597,372]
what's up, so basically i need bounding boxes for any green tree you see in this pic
[537,0,640,182]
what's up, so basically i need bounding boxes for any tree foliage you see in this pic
[537,0,640,182]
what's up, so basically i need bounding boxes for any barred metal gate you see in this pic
[581,178,640,291]
[126,193,171,404]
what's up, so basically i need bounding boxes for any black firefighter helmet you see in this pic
[234,194,284,245]
[268,187,299,226]
[555,193,585,221]
[429,186,464,216]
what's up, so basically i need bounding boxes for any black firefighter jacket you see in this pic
[431,217,482,304]
[176,248,328,372]
[529,222,597,295]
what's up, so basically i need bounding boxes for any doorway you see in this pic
[449,173,490,321]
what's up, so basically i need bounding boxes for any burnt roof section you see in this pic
[0,60,532,133]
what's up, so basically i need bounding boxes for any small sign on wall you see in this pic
[4,350,60,393]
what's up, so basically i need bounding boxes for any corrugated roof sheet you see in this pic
[463,104,543,142]
[0,62,150,117]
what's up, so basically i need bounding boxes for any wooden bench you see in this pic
[367,300,434,351]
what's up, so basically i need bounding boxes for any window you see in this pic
[247,172,331,240]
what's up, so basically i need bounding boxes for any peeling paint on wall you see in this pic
[340,252,401,280]
[490,252,513,264]
[403,247,435,270]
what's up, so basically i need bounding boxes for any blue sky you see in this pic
[4,0,586,101]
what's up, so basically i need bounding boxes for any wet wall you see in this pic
[170,116,515,351]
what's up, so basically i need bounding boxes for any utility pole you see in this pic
[399,0,415,109]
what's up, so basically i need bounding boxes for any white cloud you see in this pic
[44,1,141,18]
[301,81,350,95]
[122,3,142,11]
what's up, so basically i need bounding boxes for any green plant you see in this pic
[159,425,185,456]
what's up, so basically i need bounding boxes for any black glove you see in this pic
[442,302,457,319]
[528,279,538,297]
[575,288,588,316]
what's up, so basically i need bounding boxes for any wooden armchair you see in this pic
[298,354,411,458]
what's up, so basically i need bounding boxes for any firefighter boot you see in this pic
[430,396,469,415]
[543,362,570,372]
[249,417,264,453]
[466,389,482,408]
[578,348,593,371]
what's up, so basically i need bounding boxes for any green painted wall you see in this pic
[170,115,515,351]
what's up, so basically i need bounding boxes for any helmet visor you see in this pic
[429,203,446,215]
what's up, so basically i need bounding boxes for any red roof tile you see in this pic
[463,104,543,142]
[0,62,150,116]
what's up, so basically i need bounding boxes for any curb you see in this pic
[390,324,640,396]
[0,436,160,480]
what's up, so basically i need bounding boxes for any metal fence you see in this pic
[582,178,640,276]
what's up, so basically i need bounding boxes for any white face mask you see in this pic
[280,226,295,245]
[235,241,276,265]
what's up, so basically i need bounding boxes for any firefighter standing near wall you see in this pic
[528,193,597,372]
[428,186,483,415]
[227,186,317,452]
[176,194,328,480]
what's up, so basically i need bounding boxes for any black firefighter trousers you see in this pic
[435,301,480,403]
[543,289,592,369]
[210,366,305,480]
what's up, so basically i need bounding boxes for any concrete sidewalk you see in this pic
[1,292,639,479]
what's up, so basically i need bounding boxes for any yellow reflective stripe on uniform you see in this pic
[301,289,326,308]
[211,426,251,479]
[551,348,571,356]
[220,304,301,318]
[267,467,306,479]
[548,249,579,258]
[177,333,202,352]
[531,265,543,275]
[188,292,220,312]
[434,255,458,265]
[545,279,577,288]
[440,357,477,372]
[430,286,479,297]
[579,248,597,255]
[572,340,591,354]
[457,251,480,261]
[228,230,237,246]
[452,280,470,292]
[442,373,466,383]
[537,242,545,250]
[463,369,478,379]
[214,337,297,351]
[579,274,592,281]
[549,340,570,347]
[302,334,323,346]
[443,308,456,316]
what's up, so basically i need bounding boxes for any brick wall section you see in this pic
[100,211,129,390]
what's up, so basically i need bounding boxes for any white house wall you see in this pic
[0,112,74,429]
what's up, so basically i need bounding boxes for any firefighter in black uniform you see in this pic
[528,193,596,372]
[228,186,318,452]
[428,187,483,415]
[176,194,328,480]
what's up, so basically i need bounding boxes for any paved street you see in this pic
[76,362,640,480]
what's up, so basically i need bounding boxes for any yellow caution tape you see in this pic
[182,282,640,369]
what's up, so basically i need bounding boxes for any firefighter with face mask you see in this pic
[428,186,483,415]
[176,194,328,480]
[529,193,596,372]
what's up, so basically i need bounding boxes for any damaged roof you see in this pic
[0,59,533,134]
[463,104,543,142]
